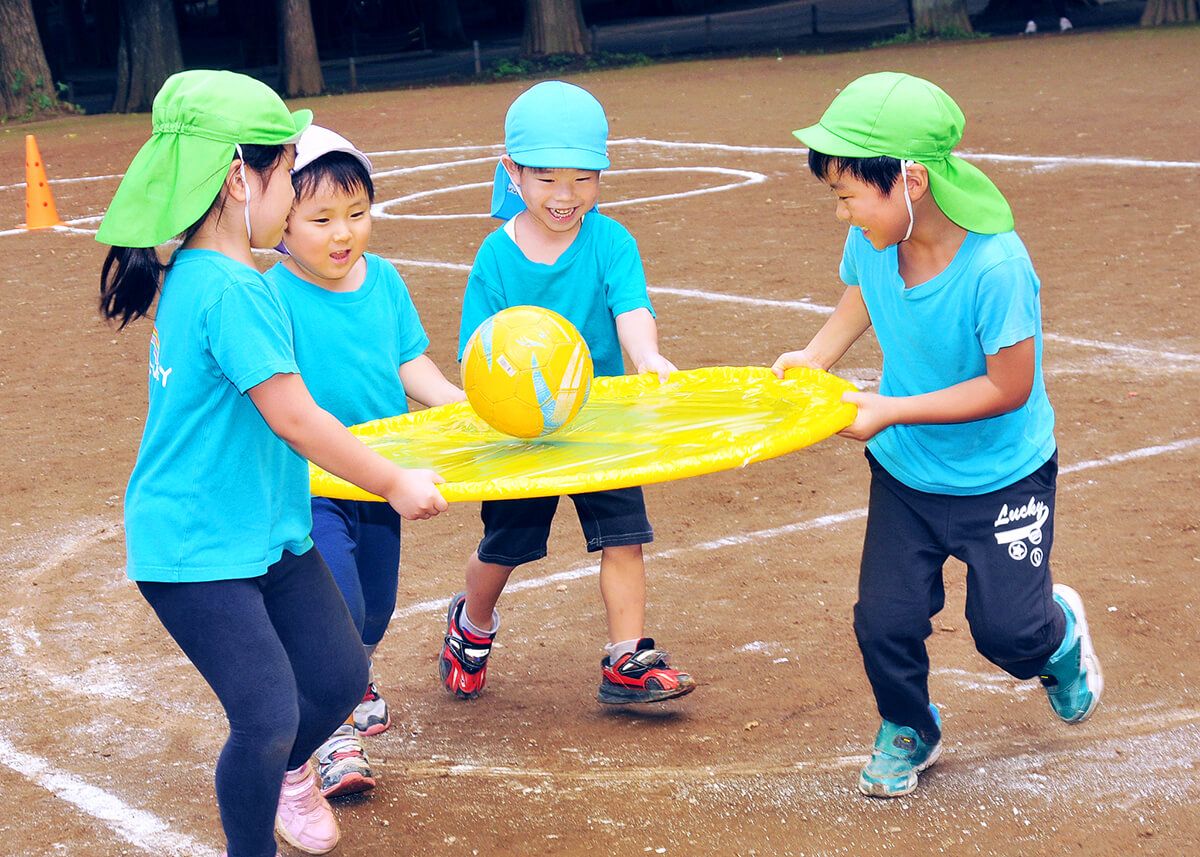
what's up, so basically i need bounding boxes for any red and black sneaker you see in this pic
[598,638,696,704]
[439,592,495,700]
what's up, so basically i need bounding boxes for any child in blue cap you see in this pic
[439,80,696,706]
[773,72,1103,798]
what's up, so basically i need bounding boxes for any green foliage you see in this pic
[2,69,76,122]
[871,26,990,47]
[490,51,653,80]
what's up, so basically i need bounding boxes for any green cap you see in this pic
[792,72,1013,234]
[96,70,312,248]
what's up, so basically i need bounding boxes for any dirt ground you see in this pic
[1,24,1198,857]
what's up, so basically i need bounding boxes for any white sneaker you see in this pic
[352,679,391,736]
[1059,16,1073,31]
[315,723,376,798]
[1024,19,1037,33]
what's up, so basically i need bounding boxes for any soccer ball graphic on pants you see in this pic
[461,306,593,438]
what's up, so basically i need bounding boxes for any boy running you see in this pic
[440,81,695,706]
[773,72,1103,797]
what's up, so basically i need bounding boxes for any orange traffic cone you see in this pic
[24,135,62,230]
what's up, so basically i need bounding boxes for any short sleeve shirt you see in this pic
[457,213,653,378]
[840,227,1056,495]
[266,253,430,427]
[124,250,313,582]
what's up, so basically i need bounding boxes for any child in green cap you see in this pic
[773,71,1103,798]
[264,125,464,800]
[97,70,447,856]
[439,80,696,707]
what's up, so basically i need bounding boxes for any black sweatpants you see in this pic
[854,450,1066,744]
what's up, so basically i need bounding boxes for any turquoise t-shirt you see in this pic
[840,227,1056,495]
[457,213,654,377]
[266,253,430,427]
[124,249,313,582]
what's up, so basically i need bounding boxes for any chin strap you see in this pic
[900,159,915,242]
[235,144,253,243]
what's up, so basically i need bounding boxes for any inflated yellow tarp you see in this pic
[311,366,857,503]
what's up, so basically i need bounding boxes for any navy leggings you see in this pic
[310,497,402,646]
[138,549,368,857]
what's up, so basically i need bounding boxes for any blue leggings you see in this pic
[310,497,402,647]
[138,549,367,857]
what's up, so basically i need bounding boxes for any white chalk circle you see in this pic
[372,166,768,221]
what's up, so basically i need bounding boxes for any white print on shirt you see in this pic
[993,496,1048,567]
[149,327,172,388]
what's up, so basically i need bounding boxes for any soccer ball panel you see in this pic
[462,306,594,438]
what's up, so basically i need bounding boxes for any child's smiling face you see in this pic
[509,162,601,237]
[282,179,372,286]
[826,168,911,251]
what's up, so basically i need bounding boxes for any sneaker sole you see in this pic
[1052,583,1104,723]
[355,718,391,737]
[857,741,943,798]
[274,816,339,855]
[597,678,697,705]
[321,772,377,799]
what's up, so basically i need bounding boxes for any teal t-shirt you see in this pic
[124,249,313,582]
[457,213,654,377]
[266,253,430,427]
[840,227,1056,495]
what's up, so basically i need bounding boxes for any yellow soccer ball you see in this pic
[461,306,594,438]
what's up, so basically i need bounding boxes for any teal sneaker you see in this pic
[857,704,942,798]
[1039,584,1104,723]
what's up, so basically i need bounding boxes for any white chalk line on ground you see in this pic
[392,436,1200,623]
[2,133,1197,847]
[388,705,1200,786]
[0,736,222,857]
[3,434,1198,850]
[4,135,1194,206]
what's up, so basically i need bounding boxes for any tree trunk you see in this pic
[1141,0,1199,24]
[278,0,323,97]
[522,0,591,57]
[912,0,973,35]
[419,0,468,48]
[0,0,63,120]
[111,0,182,113]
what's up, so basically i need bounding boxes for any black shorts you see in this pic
[476,486,653,567]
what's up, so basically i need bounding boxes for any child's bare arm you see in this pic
[772,286,871,376]
[248,373,447,520]
[399,354,466,408]
[839,337,1036,442]
[616,307,677,381]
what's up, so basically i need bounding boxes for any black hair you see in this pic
[807,150,902,195]
[292,152,374,204]
[99,143,286,329]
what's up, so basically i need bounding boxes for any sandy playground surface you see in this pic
[0,24,1198,857]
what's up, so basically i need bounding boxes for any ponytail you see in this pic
[98,143,285,329]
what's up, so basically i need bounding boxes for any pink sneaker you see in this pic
[274,761,340,854]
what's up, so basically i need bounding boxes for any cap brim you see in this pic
[791,123,880,158]
[927,155,1014,234]
[286,109,314,143]
[510,147,609,171]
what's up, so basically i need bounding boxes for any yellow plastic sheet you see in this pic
[310,366,857,503]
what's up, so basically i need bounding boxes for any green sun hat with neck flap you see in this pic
[792,71,1013,234]
[96,69,312,248]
